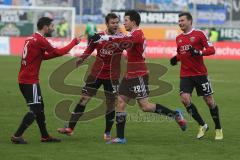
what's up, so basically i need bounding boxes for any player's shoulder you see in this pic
[131,28,145,40]
[32,32,48,43]
[193,29,207,37]
[97,31,106,35]
[132,28,143,35]
[176,32,184,40]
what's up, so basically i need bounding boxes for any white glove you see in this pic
[94,35,110,43]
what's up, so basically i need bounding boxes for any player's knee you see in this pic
[117,96,126,111]
[181,94,191,106]
[27,111,36,119]
[139,101,152,112]
[79,95,91,105]
[141,106,150,112]
[204,96,215,108]
[29,103,44,115]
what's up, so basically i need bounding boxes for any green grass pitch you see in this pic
[0,56,239,160]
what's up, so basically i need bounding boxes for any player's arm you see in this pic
[111,32,141,44]
[93,31,141,48]
[200,32,215,56]
[189,32,215,56]
[170,40,180,66]
[76,42,96,66]
[43,37,81,60]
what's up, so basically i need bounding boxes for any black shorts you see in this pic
[82,75,119,98]
[119,74,149,99]
[180,75,214,96]
[19,83,43,105]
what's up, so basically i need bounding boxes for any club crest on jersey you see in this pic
[190,37,195,42]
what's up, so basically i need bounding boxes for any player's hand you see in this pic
[76,35,84,44]
[76,57,84,67]
[189,46,202,56]
[89,33,101,43]
[170,56,178,66]
[94,35,110,43]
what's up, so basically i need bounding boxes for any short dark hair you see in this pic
[124,10,141,26]
[105,13,119,23]
[37,17,53,30]
[179,12,193,22]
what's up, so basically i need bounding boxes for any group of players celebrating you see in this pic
[11,10,223,144]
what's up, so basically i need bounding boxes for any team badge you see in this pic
[190,37,195,42]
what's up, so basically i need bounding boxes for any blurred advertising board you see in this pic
[112,10,180,24]
[201,27,240,41]
[0,9,34,36]
[7,37,240,60]
[196,8,227,24]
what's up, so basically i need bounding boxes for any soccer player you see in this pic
[94,10,187,144]
[170,12,223,140]
[11,17,81,144]
[57,13,123,141]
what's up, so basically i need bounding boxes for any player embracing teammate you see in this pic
[92,10,187,144]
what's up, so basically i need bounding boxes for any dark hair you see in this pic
[37,17,53,30]
[124,10,141,26]
[179,12,193,22]
[105,13,119,23]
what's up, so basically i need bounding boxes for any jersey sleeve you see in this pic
[110,30,143,45]
[199,31,215,56]
[175,37,181,61]
[41,38,78,60]
[78,43,96,60]
[43,51,63,60]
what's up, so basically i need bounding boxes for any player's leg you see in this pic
[57,94,91,135]
[58,76,101,135]
[137,97,187,131]
[109,95,129,143]
[12,84,60,144]
[203,95,223,140]
[103,79,119,140]
[30,84,49,139]
[203,95,221,129]
[30,84,60,142]
[11,84,36,144]
[132,74,186,130]
[134,75,176,117]
[68,95,91,130]
[181,92,208,139]
[107,77,131,144]
[180,77,206,127]
[197,76,223,140]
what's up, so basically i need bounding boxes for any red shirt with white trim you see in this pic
[18,32,77,84]
[176,29,215,77]
[109,29,148,79]
[80,31,124,80]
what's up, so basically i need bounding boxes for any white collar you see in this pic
[183,28,194,35]
[36,31,44,37]
[130,27,140,34]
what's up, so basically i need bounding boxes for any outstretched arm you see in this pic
[43,37,82,60]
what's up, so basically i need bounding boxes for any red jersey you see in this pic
[18,32,78,84]
[176,29,215,77]
[80,31,123,80]
[110,29,148,79]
